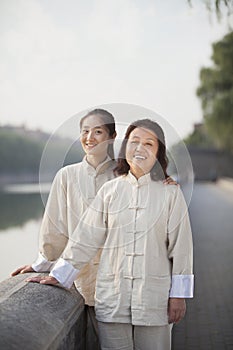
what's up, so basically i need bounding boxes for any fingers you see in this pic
[11,269,21,277]
[40,277,58,285]
[25,276,43,283]
[21,266,34,274]
[11,266,27,276]
[168,298,186,324]
[168,309,176,324]
[25,276,58,285]
[11,265,34,276]
[12,271,58,285]
[163,177,170,185]
[163,177,178,185]
[168,308,185,324]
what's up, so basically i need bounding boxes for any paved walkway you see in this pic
[172,183,233,350]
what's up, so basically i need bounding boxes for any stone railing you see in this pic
[0,273,86,350]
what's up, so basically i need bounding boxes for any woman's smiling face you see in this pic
[126,127,159,178]
[80,114,112,156]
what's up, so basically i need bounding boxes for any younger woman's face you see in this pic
[126,127,159,178]
[80,114,112,156]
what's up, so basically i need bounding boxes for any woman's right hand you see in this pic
[11,265,34,276]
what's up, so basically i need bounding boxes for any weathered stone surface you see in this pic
[0,273,85,350]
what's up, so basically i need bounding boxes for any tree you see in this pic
[0,129,43,173]
[0,126,83,178]
[196,31,233,153]
[188,0,233,20]
[184,123,216,148]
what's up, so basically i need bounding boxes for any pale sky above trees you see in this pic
[0,0,232,139]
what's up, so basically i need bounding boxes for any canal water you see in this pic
[0,184,50,282]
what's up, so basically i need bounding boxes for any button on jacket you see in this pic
[52,172,194,326]
[32,156,116,306]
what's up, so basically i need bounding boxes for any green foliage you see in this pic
[0,127,83,176]
[188,0,233,20]
[196,31,233,153]
[184,127,216,148]
[0,129,43,173]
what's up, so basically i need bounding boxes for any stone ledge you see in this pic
[0,273,86,350]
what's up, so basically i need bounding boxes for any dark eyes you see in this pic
[130,141,153,146]
[82,129,103,135]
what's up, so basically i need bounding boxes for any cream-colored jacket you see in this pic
[50,172,194,326]
[32,156,116,305]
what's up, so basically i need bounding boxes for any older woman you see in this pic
[26,119,193,350]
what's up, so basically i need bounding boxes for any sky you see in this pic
[0,0,232,140]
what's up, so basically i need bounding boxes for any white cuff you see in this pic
[32,252,56,272]
[169,274,194,298]
[49,258,79,289]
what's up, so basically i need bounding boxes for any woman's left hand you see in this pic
[25,276,59,285]
[168,298,186,324]
[163,176,178,185]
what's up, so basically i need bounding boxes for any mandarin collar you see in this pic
[82,155,114,175]
[126,171,151,186]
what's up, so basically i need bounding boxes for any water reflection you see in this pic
[0,187,50,282]
[0,219,42,282]
[0,192,47,230]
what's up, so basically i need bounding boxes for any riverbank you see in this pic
[0,172,55,187]
[1,183,51,194]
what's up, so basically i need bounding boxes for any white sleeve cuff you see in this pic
[31,252,56,272]
[49,258,79,289]
[169,274,194,298]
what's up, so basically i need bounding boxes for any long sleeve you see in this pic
[50,187,108,288]
[32,169,68,272]
[167,187,194,298]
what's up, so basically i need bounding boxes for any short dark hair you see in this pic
[114,119,169,180]
[80,109,116,160]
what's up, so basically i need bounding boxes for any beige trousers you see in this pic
[98,321,173,350]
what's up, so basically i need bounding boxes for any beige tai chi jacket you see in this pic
[50,172,194,326]
[32,156,116,305]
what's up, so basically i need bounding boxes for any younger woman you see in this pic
[27,119,193,350]
[12,108,117,348]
